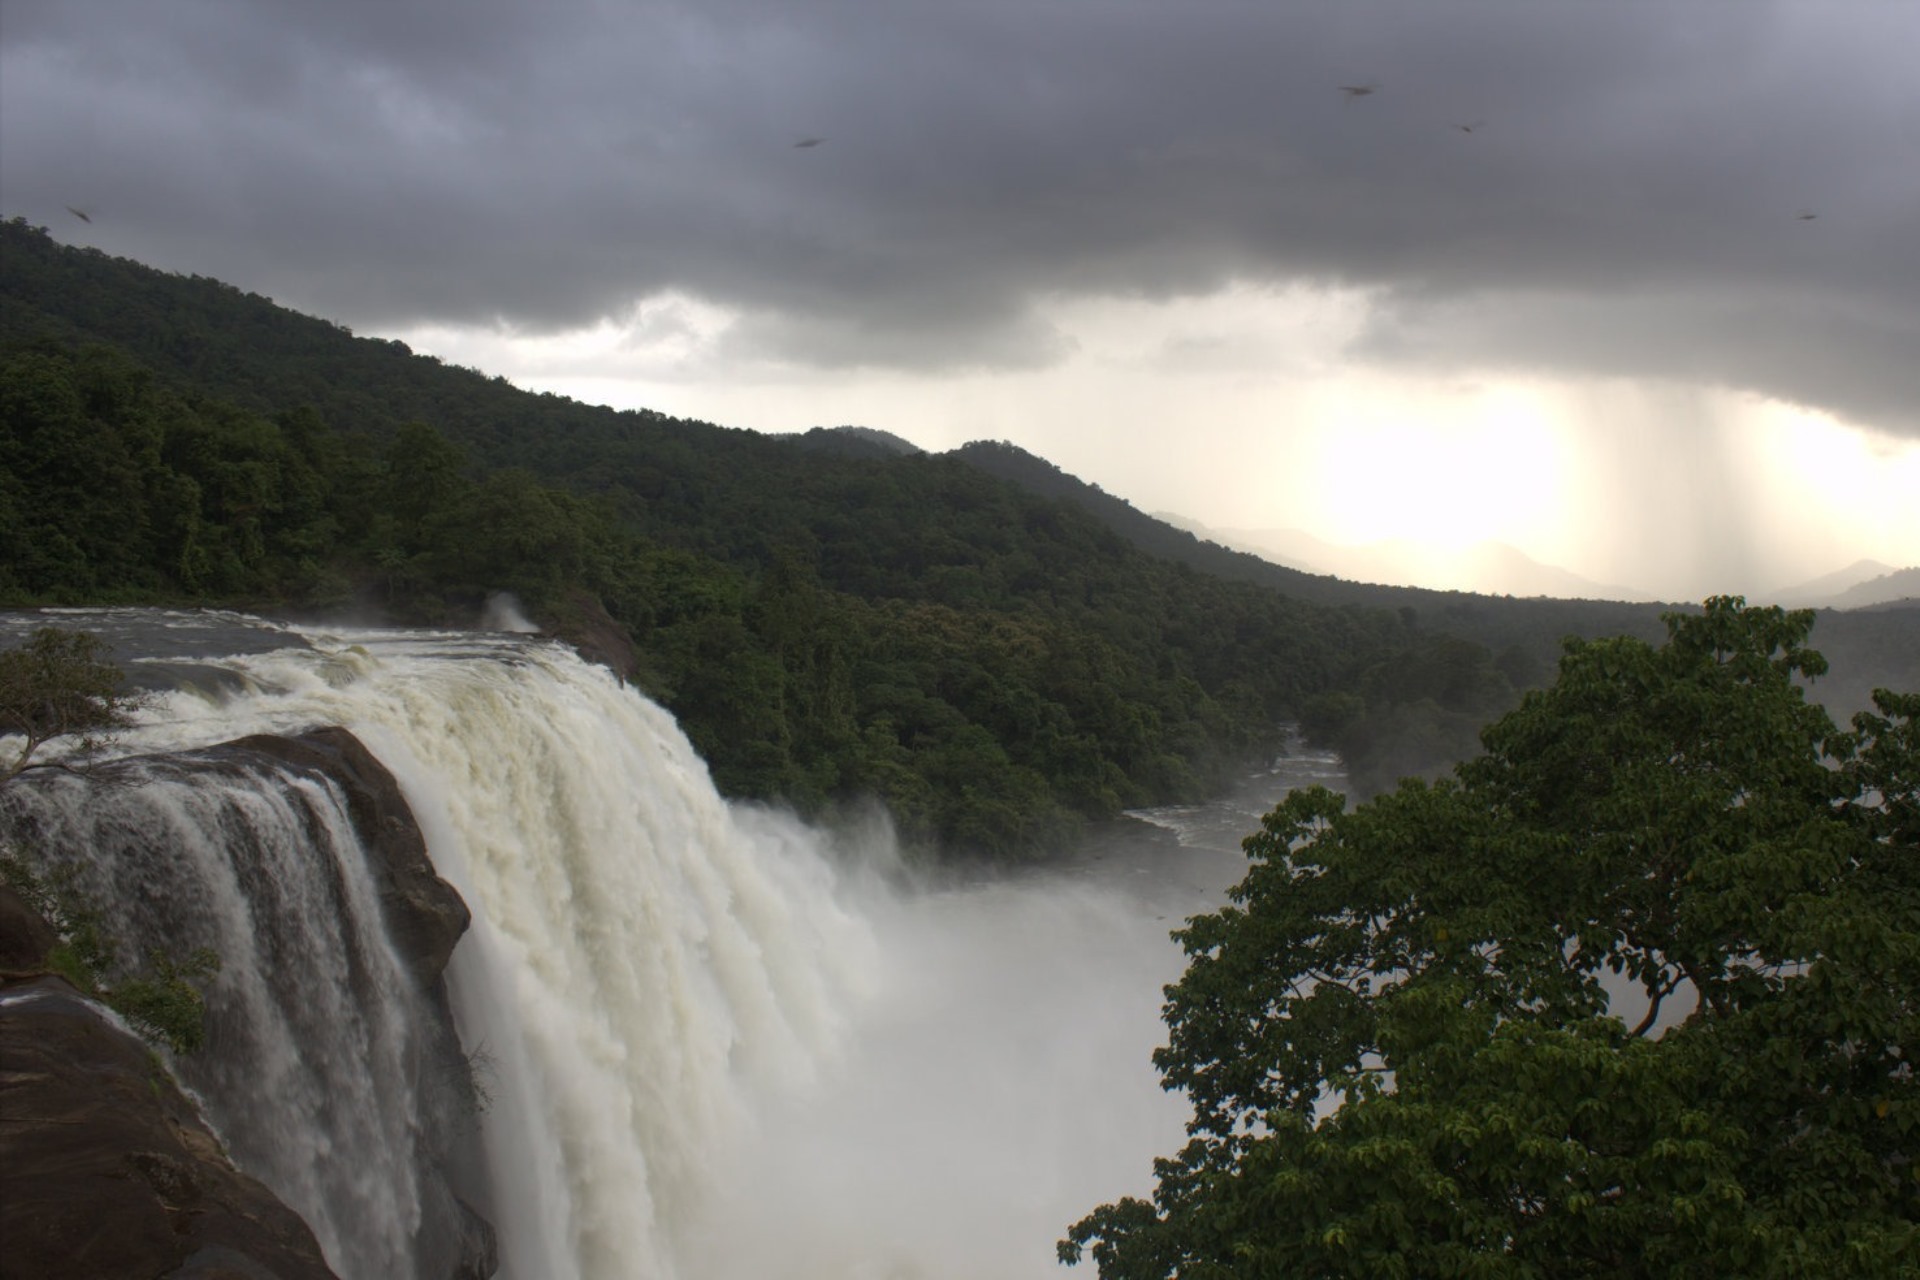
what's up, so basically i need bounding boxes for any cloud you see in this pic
[1358,279,1920,433]
[4,0,1918,433]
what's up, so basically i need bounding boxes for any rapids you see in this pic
[0,609,1343,1278]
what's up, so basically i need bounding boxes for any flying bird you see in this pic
[793,137,825,148]
[1452,121,1485,134]
[1338,84,1378,99]
[1796,211,1818,221]
[65,205,91,223]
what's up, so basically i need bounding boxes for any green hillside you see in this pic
[5,215,1912,854]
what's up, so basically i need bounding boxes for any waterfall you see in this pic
[3,624,876,1280]
[2,748,448,1279]
[4,612,1322,1278]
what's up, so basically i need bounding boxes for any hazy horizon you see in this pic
[1145,511,1914,605]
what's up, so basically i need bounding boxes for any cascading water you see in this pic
[2,615,877,1279]
[2,609,1347,1279]
[3,748,450,1279]
[279,634,878,1278]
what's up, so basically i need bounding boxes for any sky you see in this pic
[4,0,1917,601]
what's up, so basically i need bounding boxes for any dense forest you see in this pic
[4,216,1915,857]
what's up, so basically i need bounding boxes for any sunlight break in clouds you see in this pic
[395,279,1918,603]
[398,293,739,386]
[1287,378,1573,553]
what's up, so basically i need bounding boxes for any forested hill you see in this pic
[4,216,1913,853]
[949,440,1673,657]
[947,436,1920,729]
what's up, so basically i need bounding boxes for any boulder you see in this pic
[0,878,59,973]
[0,971,339,1279]
[215,730,500,1279]
[226,727,470,983]
[547,588,640,682]
[1,727,499,1280]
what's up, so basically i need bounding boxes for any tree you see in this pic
[1,628,141,780]
[2,627,215,1052]
[1063,598,1919,1278]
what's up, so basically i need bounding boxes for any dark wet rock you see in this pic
[0,734,498,1279]
[0,975,339,1280]
[0,880,59,972]
[226,727,470,983]
[214,729,498,1278]
[451,1196,501,1280]
[547,588,640,682]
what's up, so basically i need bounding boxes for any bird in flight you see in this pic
[1338,84,1378,99]
[1795,211,1818,221]
[65,205,91,223]
[793,137,825,148]
[1452,120,1485,134]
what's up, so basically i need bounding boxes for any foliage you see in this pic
[1063,598,1920,1278]
[0,851,220,1054]
[0,627,142,780]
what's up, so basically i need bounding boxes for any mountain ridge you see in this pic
[1768,561,1919,610]
[1150,516,1652,602]
[5,215,1915,818]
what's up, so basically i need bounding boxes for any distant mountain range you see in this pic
[3,210,1910,753]
[1152,518,1653,603]
[1765,561,1920,610]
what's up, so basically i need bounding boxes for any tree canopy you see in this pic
[0,627,140,781]
[1064,598,1919,1278]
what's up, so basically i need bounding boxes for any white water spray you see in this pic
[85,626,878,1278]
[480,592,541,634]
[3,612,1342,1278]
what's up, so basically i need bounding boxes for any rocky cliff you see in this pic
[2,891,340,1279]
[0,728,497,1280]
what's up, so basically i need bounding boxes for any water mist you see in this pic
[2,613,1339,1278]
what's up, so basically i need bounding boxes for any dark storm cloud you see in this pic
[5,0,1917,430]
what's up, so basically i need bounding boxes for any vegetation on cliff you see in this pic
[0,626,141,781]
[2,628,217,1053]
[0,854,219,1054]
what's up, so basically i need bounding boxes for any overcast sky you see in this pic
[6,0,1917,600]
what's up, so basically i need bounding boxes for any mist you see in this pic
[678,871,1194,1277]
[673,755,1327,1277]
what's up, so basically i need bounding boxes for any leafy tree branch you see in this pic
[0,627,141,780]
